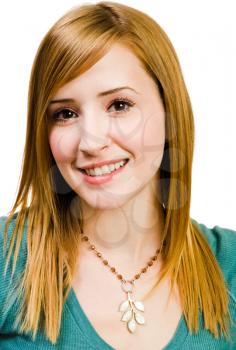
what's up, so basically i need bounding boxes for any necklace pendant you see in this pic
[119,290,146,333]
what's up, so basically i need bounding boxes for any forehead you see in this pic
[52,43,158,99]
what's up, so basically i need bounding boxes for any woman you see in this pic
[0,1,235,349]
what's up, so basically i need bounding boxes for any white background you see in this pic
[0,0,235,229]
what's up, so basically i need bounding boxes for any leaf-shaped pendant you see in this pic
[133,300,145,312]
[128,317,136,333]
[135,312,145,325]
[119,300,129,312]
[119,291,146,333]
[121,309,133,322]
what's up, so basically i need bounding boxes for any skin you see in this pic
[47,43,166,272]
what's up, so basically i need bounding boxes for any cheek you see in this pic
[123,111,165,153]
[48,127,80,163]
[141,111,165,170]
[143,111,165,147]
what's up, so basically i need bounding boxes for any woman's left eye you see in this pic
[108,98,135,114]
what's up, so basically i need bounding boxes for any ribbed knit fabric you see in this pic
[0,214,235,349]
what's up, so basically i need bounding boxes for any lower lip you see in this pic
[79,160,129,185]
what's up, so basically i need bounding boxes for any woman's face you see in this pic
[47,43,166,210]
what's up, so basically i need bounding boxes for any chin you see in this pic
[79,191,133,211]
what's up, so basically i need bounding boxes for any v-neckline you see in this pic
[65,287,190,349]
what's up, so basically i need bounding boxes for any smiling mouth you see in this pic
[78,159,129,176]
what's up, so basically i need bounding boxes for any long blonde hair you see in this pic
[3,1,232,344]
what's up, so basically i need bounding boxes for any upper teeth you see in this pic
[84,159,127,176]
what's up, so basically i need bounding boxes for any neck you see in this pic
[79,184,165,269]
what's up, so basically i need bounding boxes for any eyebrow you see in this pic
[49,86,139,104]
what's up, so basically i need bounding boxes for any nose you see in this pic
[78,116,111,155]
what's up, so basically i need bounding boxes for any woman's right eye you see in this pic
[52,108,78,123]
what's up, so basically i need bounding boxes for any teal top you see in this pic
[0,214,235,349]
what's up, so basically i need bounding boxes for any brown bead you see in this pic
[103,260,108,265]
[82,236,88,241]
[90,245,95,250]
[148,261,153,266]
[97,253,102,258]
[142,267,147,273]
[152,256,157,261]
[135,274,140,279]
[117,274,123,280]
[111,267,116,273]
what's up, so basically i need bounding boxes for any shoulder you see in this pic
[192,218,236,302]
[0,213,28,327]
[0,213,28,258]
[0,213,28,271]
[192,219,236,267]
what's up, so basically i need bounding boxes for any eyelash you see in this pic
[51,97,135,124]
